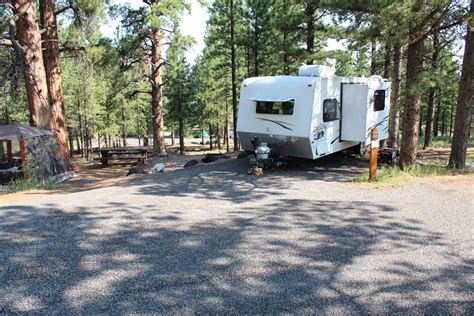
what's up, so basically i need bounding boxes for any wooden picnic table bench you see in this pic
[94,146,149,166]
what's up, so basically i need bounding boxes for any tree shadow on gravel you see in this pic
[0,198,471,313]
[129,155,367,202]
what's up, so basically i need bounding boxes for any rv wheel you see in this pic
[353,142,367,157]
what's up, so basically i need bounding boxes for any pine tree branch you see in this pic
[54,5,72,16]
[126,90,152,99]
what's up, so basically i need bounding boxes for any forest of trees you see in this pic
[0,0,473,168]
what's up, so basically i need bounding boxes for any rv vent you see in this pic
[298,65,336,77]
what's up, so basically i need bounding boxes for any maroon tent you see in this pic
[0,123,75,184]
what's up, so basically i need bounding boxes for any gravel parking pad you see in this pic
[1,157,473,313]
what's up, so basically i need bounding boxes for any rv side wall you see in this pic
[237,74,390,160]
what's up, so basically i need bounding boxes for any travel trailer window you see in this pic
[374,90,386,111]
[256,100,294,115]
[323,99,340,122]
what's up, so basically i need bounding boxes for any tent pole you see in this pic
[19,138,27,164]
[57,134,77,173]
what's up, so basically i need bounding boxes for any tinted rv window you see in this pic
[374,90,385,111]
[323,99,340,122]
[256,100,294,115]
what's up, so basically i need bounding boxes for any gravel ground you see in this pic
[0,155,473,314]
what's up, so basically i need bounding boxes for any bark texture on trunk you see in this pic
[423,28,440,149]
[40,0,67,145]
[399,33,425,168]
[230,0,239,151]
[387,42,401,148]
[12,0,52,129]
[449,1,474,168]
[383,42,391,79]
[150,28,166,156]
[179,119,184,155]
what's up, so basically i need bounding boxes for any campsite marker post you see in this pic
[369,129,379,181]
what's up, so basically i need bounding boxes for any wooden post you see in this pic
[369,129,379,181]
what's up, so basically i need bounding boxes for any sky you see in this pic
[100,0,355,68]
[100,1,465,68]
[100,0,208,64]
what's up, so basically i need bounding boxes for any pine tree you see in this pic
[206,0,243,151]
[450,0,473,169]
[164,28,193,155]
[9,0,52,129]
[119,0,191,156]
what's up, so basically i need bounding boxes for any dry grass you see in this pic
[353,145,474,188]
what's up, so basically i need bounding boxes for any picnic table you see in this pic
[95,146,149,166]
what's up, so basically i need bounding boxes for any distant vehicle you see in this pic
[237,65,390,160]
[193,130,209,139]
[229,131,234,139]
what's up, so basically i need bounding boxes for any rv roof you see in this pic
[243,75,318,87]
[242,75,387,86]
[248,96,294,102]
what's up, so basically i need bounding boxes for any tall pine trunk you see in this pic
[39,0,68,145]
[370,38,377,75]
[179,120,184,155]
[387,42,401,148]
[225,101,230,152]
[209,125,213,150]
[217,123,222,150]
[178,72,184,155]
[68,128,74,154]
[12,0,52,129]
[171,128,175,146]
[252,9,260,77]
[423,27,440,149]
[121,103,127,147]
[449,0,473,168]
[434,104,440,136]
[383,43,391,78]
[449,103,454,136]
[400,32,425,168]
[150,28,166,156]
[230,0,239,151]
[305,3,315,65]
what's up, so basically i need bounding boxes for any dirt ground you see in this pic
[0,143,236,206]
[416,144,474,164]
[1,144,473,207]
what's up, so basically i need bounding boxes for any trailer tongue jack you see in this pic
[247,137,287,175]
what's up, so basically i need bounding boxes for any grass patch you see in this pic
[0,177,60,194]
[353,164,473,187]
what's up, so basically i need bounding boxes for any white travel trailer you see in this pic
[236,65,390,160]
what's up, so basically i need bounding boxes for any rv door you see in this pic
[340,83,369,142]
